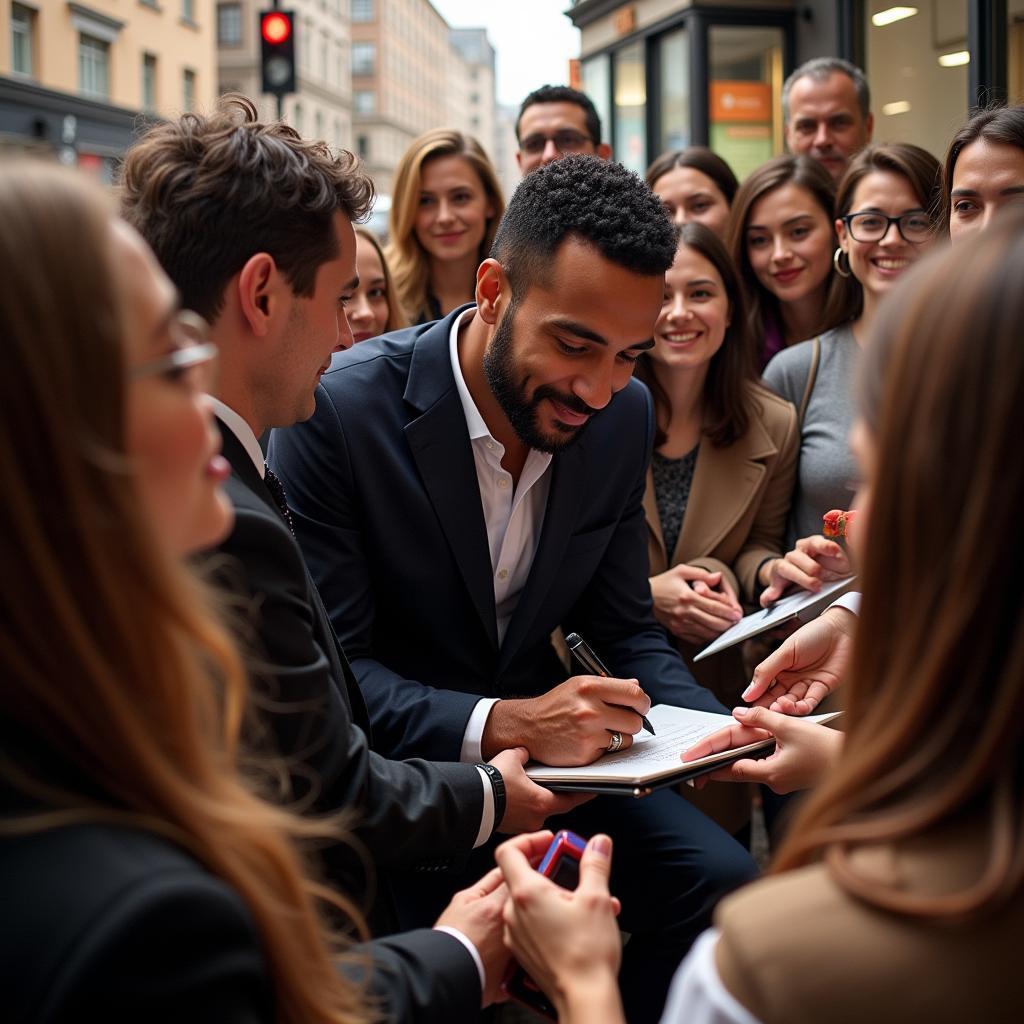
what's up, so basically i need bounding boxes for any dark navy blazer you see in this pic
[270,307,726,763]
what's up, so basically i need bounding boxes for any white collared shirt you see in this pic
[449,310,556,765]
[208,397,265,477]
[448,309,554,645]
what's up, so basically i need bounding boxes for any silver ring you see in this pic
[607,731,623,753]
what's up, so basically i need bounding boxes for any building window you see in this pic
[354,89,375,114]
[79,34,110,99]
[351,0,373,22]
[321,34,328,78]
[183,68,196,111]
[142,53,158,111]
[352,41,375,76]
[613,41,646,175]
[182,0,195,24]
[315,110,324,139]
[658,27,690,153]
[357,133,369,159]
[581,54,611,147]
[217,3,242,46]
[11,3,34,77]
[293,102,304,136]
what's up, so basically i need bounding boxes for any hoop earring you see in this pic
[833,247,851,278]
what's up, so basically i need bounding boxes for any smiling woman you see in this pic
[633,226,797,830]
[726,155,857,369]
[386,128,505,324]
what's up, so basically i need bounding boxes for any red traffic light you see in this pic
[261,11,291,44]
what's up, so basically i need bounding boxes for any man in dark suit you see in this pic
[119,96,582,1020]
[270,155,759,1022]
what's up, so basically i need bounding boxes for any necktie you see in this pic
[263,465,295,536]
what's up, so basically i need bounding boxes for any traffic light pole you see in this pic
[272,0,283,121]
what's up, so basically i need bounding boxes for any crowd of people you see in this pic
[2,51,1024,1024]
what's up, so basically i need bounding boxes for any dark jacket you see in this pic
[269,307,725,764]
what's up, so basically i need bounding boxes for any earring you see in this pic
[833,247,851,278]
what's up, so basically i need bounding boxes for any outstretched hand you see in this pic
[742,606,856,714]
[681,705,843,794]
[759,535,851,606]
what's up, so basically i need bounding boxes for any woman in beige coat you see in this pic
[495,212,1024,1024]
[636,224,798,709]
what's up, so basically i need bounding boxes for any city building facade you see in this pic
[0,0,217,179]
[350,0,449,195]
[448,27,497,167]
[568,0,1024,179]
[216,0,351,152]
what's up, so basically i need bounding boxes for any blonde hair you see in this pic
[0,162,368,1024]
[354,226,409,332]
[386,128,505,323]
[774,212,1024,920]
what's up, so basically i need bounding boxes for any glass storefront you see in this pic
[658,27,689,155]
[708,25,784,180]
[866,1,967,158]
[613,40,646,175]
[581,53,612,145]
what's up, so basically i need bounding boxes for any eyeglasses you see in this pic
[842,210,933,244]
[519,129,595,157]
[131,310,217,390]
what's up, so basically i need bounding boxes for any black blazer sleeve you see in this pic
[213,490,485,869]
[350,929,482,1024]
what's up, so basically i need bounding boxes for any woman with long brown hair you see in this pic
[645,148,739,237]
[759,144,943,603]
[349,227,409,341]
[386,128,504,324]
[0,161,371,1023]
[636,224,796,685]
[727,154,855,369]
[492,210,1024,1024]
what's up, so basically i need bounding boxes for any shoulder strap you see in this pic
[797,336,821,427]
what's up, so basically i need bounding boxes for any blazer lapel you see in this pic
[675,418,777,563]
[498,442,585,673]
[403,312,499,650]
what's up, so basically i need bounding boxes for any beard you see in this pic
[482,302,598,454]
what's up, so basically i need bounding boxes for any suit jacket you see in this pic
[645,382,798,605]
[211,421,485,880]
[1,820,480,1024]
[712,816,1024,1024]
[269,307,725,764]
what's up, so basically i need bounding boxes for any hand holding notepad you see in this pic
[525,704,841,796]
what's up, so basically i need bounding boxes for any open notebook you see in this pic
[526,703,841,797]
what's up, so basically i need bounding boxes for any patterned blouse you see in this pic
[651,445,699,558]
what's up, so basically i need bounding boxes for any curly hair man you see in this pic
[270,153,758,1023]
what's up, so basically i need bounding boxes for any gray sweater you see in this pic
[762,324,859,546]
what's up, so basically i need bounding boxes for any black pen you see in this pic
[564,632,656,735]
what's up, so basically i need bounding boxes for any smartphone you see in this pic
[503,830,588,1020]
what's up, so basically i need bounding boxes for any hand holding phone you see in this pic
[502,830,587,1020]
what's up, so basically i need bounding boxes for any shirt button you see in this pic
[486,441,495,450]
[498,477,509,489]
[497,568,509,580]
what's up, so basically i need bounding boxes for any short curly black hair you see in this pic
[492,154,676,300]
[517,84,602,145]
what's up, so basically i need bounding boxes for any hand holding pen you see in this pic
[565,633,656,737]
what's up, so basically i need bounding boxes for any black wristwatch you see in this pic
[477,763,507,833]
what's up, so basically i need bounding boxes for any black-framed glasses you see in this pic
[131,310,217,389]
[842,210,933,244]
[519,129,594,156]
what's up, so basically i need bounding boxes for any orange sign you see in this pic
[614,6,636,36]
[710,81,773,123]
[569,58,581,91]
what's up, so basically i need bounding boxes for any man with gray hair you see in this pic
[783,57,873,180]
